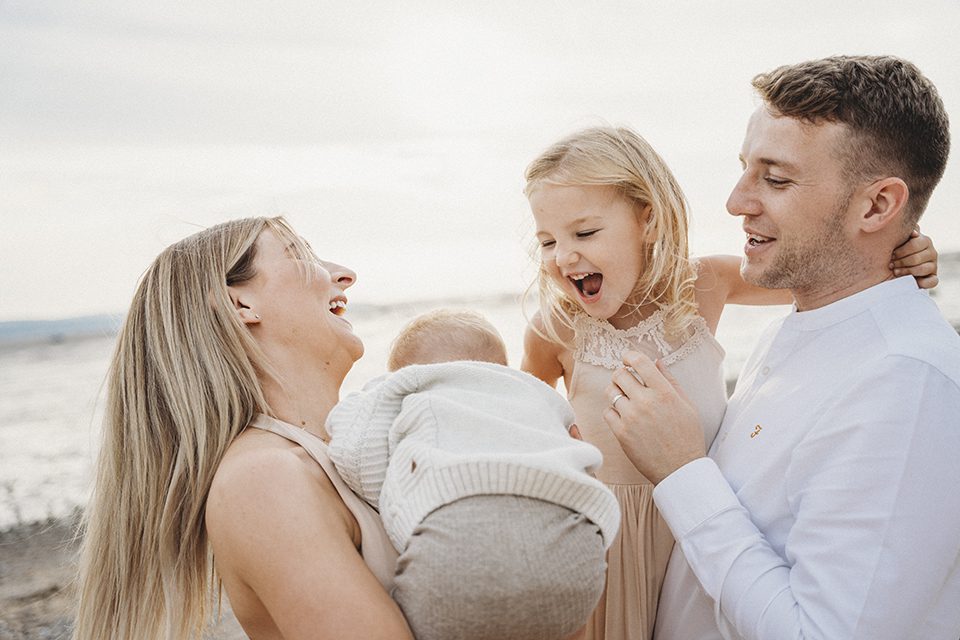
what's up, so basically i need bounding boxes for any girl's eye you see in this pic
[539,239,556,249]
[576,229,599,238]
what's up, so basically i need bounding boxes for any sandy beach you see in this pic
[0,516,79,639]
[0,512,248,639]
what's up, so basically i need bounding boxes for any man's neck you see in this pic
[793,268,896,312]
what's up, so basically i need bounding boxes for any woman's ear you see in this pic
[228,285,262,325]
[858,177,909,234]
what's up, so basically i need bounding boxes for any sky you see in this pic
[2,0,959,321]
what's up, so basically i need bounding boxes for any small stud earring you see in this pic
[255,314,261,320]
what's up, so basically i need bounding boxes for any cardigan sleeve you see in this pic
[326,370,422,508]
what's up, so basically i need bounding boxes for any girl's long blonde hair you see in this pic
[73,216,305,640]
[524,126,698,344]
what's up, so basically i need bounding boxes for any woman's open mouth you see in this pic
[569,272,603,302]
[329,299,347,316]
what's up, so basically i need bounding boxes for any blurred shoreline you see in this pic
[5,253,959,348]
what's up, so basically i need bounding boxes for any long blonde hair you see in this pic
[73,216,307,640]
[523,126,698,344]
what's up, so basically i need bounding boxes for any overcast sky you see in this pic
[3,1,959,320]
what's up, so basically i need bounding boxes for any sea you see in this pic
[2,268,959,531]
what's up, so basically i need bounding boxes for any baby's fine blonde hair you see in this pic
[524,126,698,344]
[388,309,509,370]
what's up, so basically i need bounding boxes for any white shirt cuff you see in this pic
[653,457,741,538]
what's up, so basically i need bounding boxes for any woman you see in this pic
[73,217,413,639]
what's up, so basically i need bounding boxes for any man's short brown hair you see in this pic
[752,55,950,225]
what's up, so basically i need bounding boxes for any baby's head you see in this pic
[523,126,698,339]
[387,309,509,371]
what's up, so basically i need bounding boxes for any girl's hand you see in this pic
[892,229,938,290]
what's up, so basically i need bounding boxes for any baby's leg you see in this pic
[392,495,606,640]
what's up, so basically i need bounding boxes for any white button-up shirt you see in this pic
[653,277,960,640]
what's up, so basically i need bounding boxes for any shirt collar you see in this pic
[785,276,921,332]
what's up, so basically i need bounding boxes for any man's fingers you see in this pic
[602,405,623,430]
[619,351,667,391]
[654,359,688,397]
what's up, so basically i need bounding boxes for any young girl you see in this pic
[519,126,938,640]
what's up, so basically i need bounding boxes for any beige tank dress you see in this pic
[568,310,727,640]
[248,414,398,590]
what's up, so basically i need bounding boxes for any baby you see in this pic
[327,309,620,640]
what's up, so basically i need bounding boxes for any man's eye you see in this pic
[764,176,791,187]
[576,230,599,238]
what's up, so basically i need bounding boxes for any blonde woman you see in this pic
[73,217,412,640]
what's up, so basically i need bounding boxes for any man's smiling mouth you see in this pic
[747,232,774,247]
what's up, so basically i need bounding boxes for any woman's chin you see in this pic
[348,341,365,363]
[343,333,365,363]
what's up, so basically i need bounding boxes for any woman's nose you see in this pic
[325,262,357,289]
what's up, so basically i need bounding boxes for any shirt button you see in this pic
[761,366,770,375]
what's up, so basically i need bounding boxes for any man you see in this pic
[605,56,960,639]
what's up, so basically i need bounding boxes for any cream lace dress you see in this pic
[568,309,727,640]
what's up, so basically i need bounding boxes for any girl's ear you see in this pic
[639,204,656,243]
[227,285,262,325]
[858,177,909,234]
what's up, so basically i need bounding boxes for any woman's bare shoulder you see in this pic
[207,429,353,545]
[205,429,412,639]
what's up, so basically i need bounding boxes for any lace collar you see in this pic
[572,309,711,370]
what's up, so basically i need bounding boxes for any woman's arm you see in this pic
[521,312,566,387]
[207,443,413,640]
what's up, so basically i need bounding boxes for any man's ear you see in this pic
[227,285,261,325]
[858,177,909,234]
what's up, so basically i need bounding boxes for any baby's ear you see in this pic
[568,423,583,440]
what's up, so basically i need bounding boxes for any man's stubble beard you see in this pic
[745,192,863,295]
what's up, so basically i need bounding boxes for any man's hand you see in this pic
[603,351,705,484]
